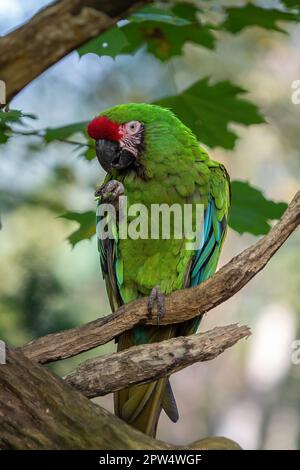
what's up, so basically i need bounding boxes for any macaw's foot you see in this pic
[95,180,125,210]
[147,285,165,325]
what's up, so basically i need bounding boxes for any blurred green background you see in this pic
[0,0,300,449]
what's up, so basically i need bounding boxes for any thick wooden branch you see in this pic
[19,190,300,365]
[65,324,250,398]
[0,349,240,450]
[0,0,149,102]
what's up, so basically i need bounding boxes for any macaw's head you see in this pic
[87,103,199,180]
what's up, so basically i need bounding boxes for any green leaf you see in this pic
[78,3,214,61]
[78,27,129,58]
[80,144,96,161]
[282,0,300,8]
[123,21,215,60]
[0,109,36,123]
[0,109,37,144]
[229,181,288,235]
[130,6,192,26]
[0,109,23,123]
[44,122,87,142]
[0,131,9,144]
[154,78,264,149]
[43,122,96,161]
[223,4,297,33]
[60,211,96,247]
[171,2,200,22]
[121,2,214,61]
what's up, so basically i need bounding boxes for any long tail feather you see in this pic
[162,380,179,423]
[114,326,177,437]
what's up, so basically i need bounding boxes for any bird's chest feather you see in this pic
[116,177,198,297]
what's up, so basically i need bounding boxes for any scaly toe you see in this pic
[147,286,166,324]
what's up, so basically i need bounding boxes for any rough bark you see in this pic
[19,190,300,364]
[0,348,240,450]
[65,324,250,398]
[0,0,149,102]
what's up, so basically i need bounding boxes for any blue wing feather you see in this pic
[190,199,225,287]
[179,199,227,337]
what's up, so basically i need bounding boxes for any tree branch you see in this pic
[0,0,149,102]
[0,348,241,450]
[64,324,250,398]
[19,190,300,365]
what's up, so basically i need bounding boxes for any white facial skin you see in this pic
[119,121,143,157]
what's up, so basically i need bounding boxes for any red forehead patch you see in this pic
[87,116,121,141]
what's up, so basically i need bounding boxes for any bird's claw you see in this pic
[95,180,125,208]
[147,286,165,325]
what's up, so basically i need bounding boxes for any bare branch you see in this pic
[0,0,149,102]
[19,190,300,364]
[65,324,250,398]
[0,349,241,450]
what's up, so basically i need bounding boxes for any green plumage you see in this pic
[96,103,230,437]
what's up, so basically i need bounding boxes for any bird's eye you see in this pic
[125,121,141,134]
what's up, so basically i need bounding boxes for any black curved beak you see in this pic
[96,140,135,173]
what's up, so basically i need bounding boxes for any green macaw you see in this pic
[87,103,231,437]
